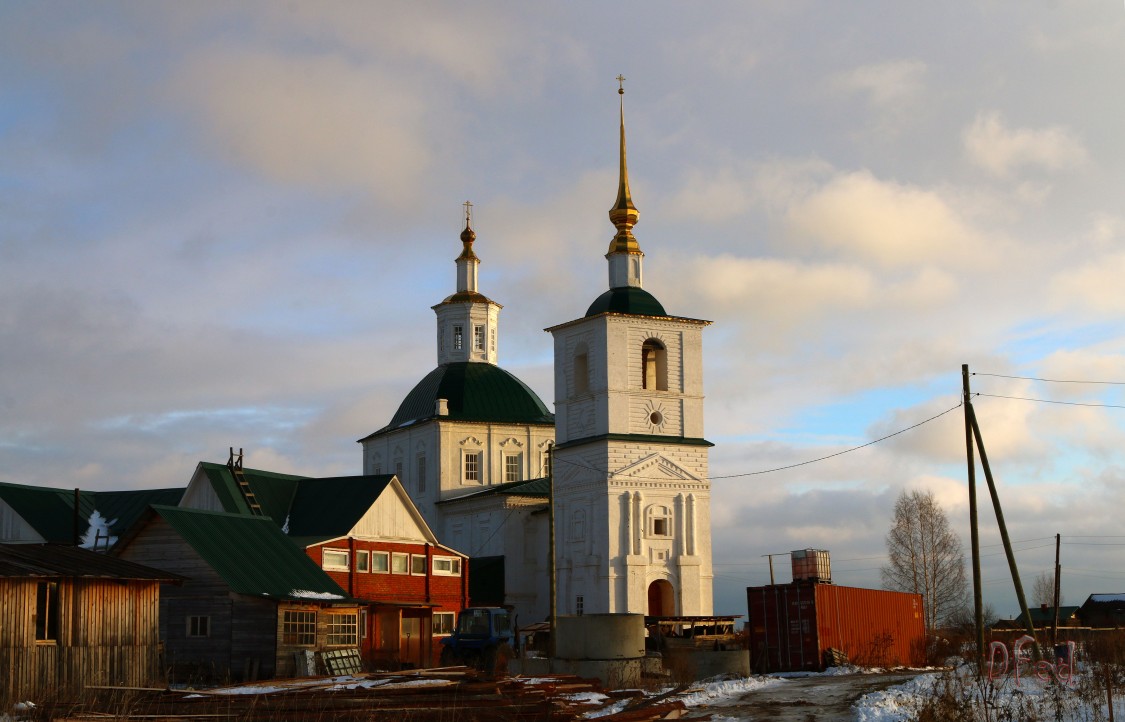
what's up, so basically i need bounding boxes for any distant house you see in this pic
[992,604,1081,631]
[179,460,469,668]
[1079,594,1125,628]
[0,543,182,703]
[114,505,361,683]
[0,481,183,548]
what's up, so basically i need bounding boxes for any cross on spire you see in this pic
[463,200,473,228]
[616,74,626,94]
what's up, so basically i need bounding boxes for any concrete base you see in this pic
[509,655,664,688]
[663,648,750,680]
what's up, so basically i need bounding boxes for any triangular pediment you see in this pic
[614,453,698,482]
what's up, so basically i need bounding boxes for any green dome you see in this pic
[382,362,553,431]
[585,286,667,317]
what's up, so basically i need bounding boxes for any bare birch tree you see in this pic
[881,489,968,631]
[1032,571,1062,607]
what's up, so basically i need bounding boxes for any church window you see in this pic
[474,325,485,351]
[416,453,427,494]
[439,323,445,352]
[542,450,552,478]
[576,595,584,616]
[573,343,589,394]
[641,340,668,391]
[490,328,496,351]
[648,505,672,538]
[395,460,403,481]
[571,509,586,542]
[464,452,481,483]
[504,453,522,483]
[453,325,463,350]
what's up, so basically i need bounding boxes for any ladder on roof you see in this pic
[228,447,262,515]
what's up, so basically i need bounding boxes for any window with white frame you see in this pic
[490,328,496,351]
[322,548,349,571]
[282,610,317,645]
[434,611,456,635]
[504,453,521,483]
[391,552,409,574]
[474,325,485,351]
[355,549,370,573]
[463,451,481,484]
[649,505,672,537]
[433,556,462,576]
[325,613,358,646]
[411,554,427,575]
[371,551,389,573]
[453,325,463,350]
[187,615,210,638]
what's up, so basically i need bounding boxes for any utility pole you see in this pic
[1052,533,1062,647]
[967,401,1040,657]
[963,365,985,672]
[547,443,557,662]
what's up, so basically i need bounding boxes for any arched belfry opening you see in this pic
[641,339,667,391]
[647,579,675,617]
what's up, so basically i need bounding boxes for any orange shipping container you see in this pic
[746,582,925,672]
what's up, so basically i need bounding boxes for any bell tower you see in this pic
[545,80,713,617]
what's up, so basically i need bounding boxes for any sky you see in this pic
[3,1,1125,622]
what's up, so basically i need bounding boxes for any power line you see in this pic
[976,393,1125,410]
[973,372,1125,385]
[553,400,964,481]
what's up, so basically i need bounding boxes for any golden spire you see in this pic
[608,75,641,255]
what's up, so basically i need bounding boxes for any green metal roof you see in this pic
[585,286,667,317]
[195,462,400,541]
[0,482,183,545]
[364,362,554,438]
[435,476,549,505]
[147,505,349,601]
[284,476,395,539]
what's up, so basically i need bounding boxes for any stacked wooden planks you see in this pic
[40,668,705,721]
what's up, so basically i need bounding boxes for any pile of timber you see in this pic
[36,668,705,721]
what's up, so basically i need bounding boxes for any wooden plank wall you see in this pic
[0,577,163,704]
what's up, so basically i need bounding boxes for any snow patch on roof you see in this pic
[289,589,344,600]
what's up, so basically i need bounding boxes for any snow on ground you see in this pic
[676,675,784,708]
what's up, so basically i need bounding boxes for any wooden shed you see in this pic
[0,543,183,704]
[115,505,361,684]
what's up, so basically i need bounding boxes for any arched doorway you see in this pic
[647,579,675,617]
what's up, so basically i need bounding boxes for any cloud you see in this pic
[171,49,435,208]
[830,59,927,110]
[785,170,994,268]
[963,111,1088,178]
[1049,251,1125,316]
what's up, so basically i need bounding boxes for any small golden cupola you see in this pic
[434,201,503,365]
[606,75,643,290]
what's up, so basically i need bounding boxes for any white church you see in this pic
[359,91,714,625]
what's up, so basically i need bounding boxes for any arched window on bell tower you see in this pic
[573,342,590,395]
[641,339,667,391]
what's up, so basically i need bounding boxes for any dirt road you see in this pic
[685,671,921,721]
